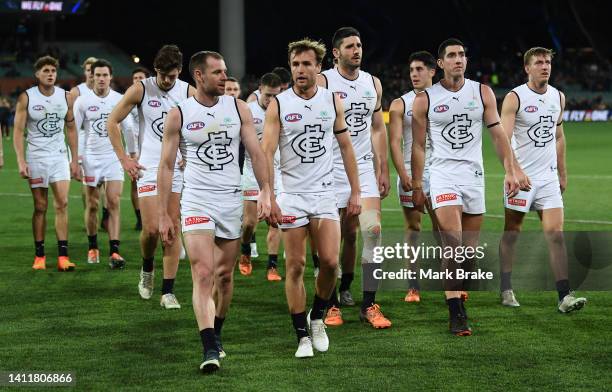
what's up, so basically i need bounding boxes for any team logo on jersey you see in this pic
[36,113,61,137]
[253,117,263,124]
[335,91,348,99]
[434,104,449,113]
[196,131,234,170]
[32,105,44,111]
[441,114,474,149]
[285,113,302,122]
[186,121,205,131]
[527,115,555,147]
[152,111,167,141]
[345,102,369,136]
[88,106,100,112]
[92,113,109,137]
[148,100,162,108]
[291,124,326,163]
[525,105,538,113]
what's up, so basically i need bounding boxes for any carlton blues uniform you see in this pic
[76,82,92,163]
[426,79,486,213]
[74,89,133,186]
[397,90,433,208]
[275,87,339,229]
[504,83,563,212]
[137,77,189,197]
[322,68,379,208]
[24,86,71,188]
[242,101,281,200]
[179,95,243,239]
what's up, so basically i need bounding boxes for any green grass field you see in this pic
[0,123,611,391]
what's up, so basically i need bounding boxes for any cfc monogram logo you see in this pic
[196,131,234,170]
[345,102,369,136]
[37,113,61,137]
[441,114,474,149]
[527,115,555,147]
[92,113,109,137]
[152,111,167,141]
[291,124,325,163]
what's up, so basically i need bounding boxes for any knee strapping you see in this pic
[359,209,381,263]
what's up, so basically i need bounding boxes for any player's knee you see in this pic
[318,254,338,272]
[106,195,120,211]
[33,200,48,215]
[285,257,305,281]
[141,225,159,241]
[406,220,421,232]
[215,268,233,289]
[192,261,213,285]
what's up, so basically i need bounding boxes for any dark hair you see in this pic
[91,59,113,75]
[260,72,282,88]
[332,26,360,49]
[188,51,224,79]
[226,76,239,83]
[408,51,436,69]
[34,55,59,71]
[132,66,151,77]
[438,38,466,59]
[271,67,291,84]
[153,45,183,73]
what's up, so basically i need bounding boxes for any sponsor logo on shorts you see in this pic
[253,117,263,124]
[185,216,210,226]
[84,176,95,183]
[434,104,449,113]
[29,177,44,184]
[525,105,538,113]
[285,113,302,122]
[32,105,45,111]
[335,91,348,99]
[243,190,259,196]
[507,198,527,207]
[138,184,156,193]
[186,121,205,131]
[281,215,297,224]
[435,193,458,203]
[400,194,413,203]
[88,105,100,112]
[148,100,162,108]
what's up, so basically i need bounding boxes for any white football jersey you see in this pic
[511,83,562,181]
[246,100,280,172]
[138,77,190,168]
[179,95,242,193]
[322,68,377,176]
[426,78,485,186]
[400,90,432,169]
[74,89,132,157]
[76,82,92,97]
[24,86,68,161]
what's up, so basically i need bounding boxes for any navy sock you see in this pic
[328,286,340,307]
[312,254,320,268]
[214,316,225,337]
[291,312,309,341]
[241,242,250,256]
[267,254,278,269]
[87,235,98,250]
[102,207,109,220]
[57,240,68,257]
[501,271,512,291]
[556,279,570,301]
[447,297,463,318]
[199,328,216,353]
[109,240,120,255]
[311,294,328,320]
[35,240,45,257]
[142,257,154,272]
[339,272,354,292]
[161,278,174,295]
[361,291,376,311]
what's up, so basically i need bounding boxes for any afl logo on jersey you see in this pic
[434,105,449,113]
[285,113,302,122]
[253,118,263,124]
[88,106,100,112]
[32,105,45,111]
[525,105,538,113]
[148,100,162,108]
[186,121,205,131]
[335,91,348,99]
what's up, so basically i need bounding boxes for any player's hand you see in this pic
[17,160,30,179]
[159,213,176,247]
[121,155,145,180]
[377,170,391,199]
[347,191,362,217]
[399,173,412,192]
[504,172,520,198]
[515,167,531,191]
[268,198,283,228]
[257,188,271,221]
[559,175,567,194]
[412,188,425,213]
[70,160,81,181]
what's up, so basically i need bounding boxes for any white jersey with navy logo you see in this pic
[426,78,484,186]
[74,89,132,157]
[400,90,432,169]
[179,95,242,193]
[246,101,280,172]
[276,87,336,194]
[77,82,92,97]
[322,68,377,175]
[138,77,190,168]
[511,83,562,181]
[25,86,68,161]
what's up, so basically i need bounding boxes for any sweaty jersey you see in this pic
[276,87,336,194]
[179,95,242,193]
[24,86,68,161]
[511,83,562,181]
[138,77,190,168]
[322,68,378,175]
[426,78,485,186]
[74,89,133,157]
[399,90,432,169]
